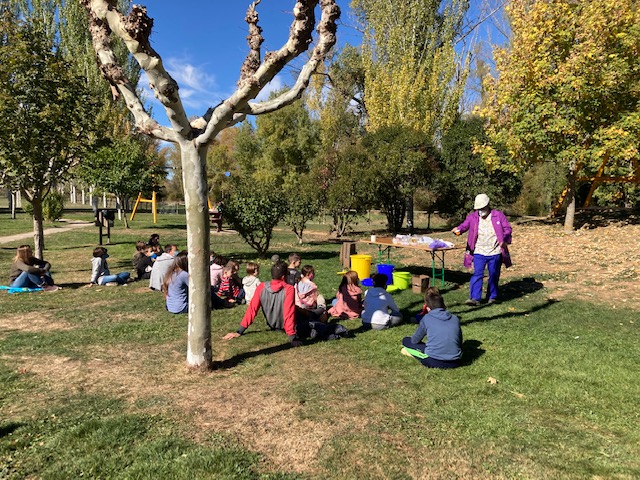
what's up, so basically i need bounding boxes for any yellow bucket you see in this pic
[392,271,412,290]
[350,254,372,280]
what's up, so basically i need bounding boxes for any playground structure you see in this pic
[552,156,640,216]
[130,192,158,223]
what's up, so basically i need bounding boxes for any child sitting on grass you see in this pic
[401,287,462,369]
[163,252,188,314]
[90,247,130,286]
[361,273,402,330]
[328,270,363,319]
[217,264,242,303]
[242,262,261,303]
[295,265,328,323]
[286,253,302,285]
[210,254,227,291]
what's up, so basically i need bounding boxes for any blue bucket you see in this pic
[376,264,394,285]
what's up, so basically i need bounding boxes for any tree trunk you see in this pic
[406,195,414,233]
[564,166,577,233]
[180,142,212,369]
[117,195,130,229]
[10,191,16,219]
[31,195,45,259]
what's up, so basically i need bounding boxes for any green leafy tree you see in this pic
[352,0,469,137]
[437,116,520,221]
[223,178,288,257]
[350,0,470,229]
[361,126,436,233]
[315,143,372,237]
[478,0,640,231]
[283,172,322,244]
[77,137,166,228]
[255,90,321,175]
[0,11,94,258]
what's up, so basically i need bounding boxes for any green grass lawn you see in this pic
[1,212,639,479]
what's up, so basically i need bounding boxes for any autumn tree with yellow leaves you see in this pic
[353,0,469,138]
[477,0,640,232]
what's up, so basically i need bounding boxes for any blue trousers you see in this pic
[99,272,130,285]
[10,271,53,288]
[401,337,459,369]
[470,253,502,301]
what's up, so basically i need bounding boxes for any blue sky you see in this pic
[140,1,506,122]
[141,1,361,121]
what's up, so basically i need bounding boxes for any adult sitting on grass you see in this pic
[89,247,130,286]
[223,261,304,347]
[401,287,462,369]
[162,252,189,314]
[149,243,179,291]
[9,244,60,291]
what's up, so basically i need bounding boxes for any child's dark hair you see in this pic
[271,261,288,280]
[424,287,446,310]
[301,265,315,278]
[372,273,387,288]
[135,241,146,252]
[213,254,228,266]
[93,246,107,258]
[246,262,259,275]
[288,253,301,264]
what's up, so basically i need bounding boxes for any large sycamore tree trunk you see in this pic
[80,0,339,369]
[180,141,212,366]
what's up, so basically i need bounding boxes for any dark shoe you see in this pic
[465,299,480,306]
[487,298,498,305]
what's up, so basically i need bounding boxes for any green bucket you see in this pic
[392,271,412,290]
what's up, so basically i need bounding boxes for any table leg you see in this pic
[430,251,446,287]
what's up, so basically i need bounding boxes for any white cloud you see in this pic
[138,58,232,120]
[254,75,285,102]
[165,58,217,93]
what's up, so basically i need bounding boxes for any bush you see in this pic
[22,191,66,221]
[223,178,288,257]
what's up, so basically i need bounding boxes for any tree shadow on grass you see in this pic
[451,277,545,316]
[58,282,90,290]
[458,298,559,326]
[224,249,340,262]
[212,334,356,370]
[0,422,22,438]
[212,342,294,370]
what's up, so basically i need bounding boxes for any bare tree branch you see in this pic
[238,0,264,86]
[197,0,339,144]
[80,0,188,141]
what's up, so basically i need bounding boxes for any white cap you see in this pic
[474,194,490,210]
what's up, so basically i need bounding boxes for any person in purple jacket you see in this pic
[452,193,512,306]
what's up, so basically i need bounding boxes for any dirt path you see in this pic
[0,219,94,245]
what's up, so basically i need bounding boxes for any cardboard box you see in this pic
[339,242,357,268]
[412,275,429,294]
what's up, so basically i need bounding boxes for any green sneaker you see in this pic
[400,347,428,359]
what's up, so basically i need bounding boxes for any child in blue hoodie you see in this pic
[401,287,462,369]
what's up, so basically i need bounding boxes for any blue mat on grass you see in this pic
[0,285,43,294]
